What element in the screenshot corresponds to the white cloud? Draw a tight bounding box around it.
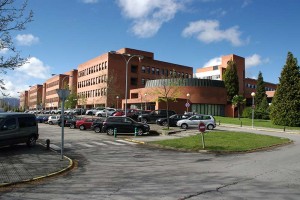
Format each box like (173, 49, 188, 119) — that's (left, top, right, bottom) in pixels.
(16, 57, 51, 79)
(1, 78, 31, 98)
(81, 0, 98, 3)
(15, 34, 39, 46)
(0, 48, 9, 54)
(117, 0, 183, 38)
(242, 0, 252, 8)
(203, 56, 222, 68)
(182, 19, 245, 46)
(245, 54, 269, 68)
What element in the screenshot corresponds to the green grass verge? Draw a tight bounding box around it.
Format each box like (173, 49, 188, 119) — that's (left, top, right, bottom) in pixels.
(149, 131, 291, 152)
(214, 116, 300, 131)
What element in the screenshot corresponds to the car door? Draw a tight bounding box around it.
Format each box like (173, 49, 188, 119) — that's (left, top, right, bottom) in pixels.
(0, 117, 18, 146)
(189, 115, 203, 127)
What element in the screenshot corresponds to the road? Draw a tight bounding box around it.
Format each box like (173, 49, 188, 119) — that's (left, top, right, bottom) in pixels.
(1, 123, 300, 200)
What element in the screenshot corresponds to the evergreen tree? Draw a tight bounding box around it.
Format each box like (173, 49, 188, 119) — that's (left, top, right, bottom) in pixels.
(223, 60, 239, 101)
(270, 52, 300, 126)
(255, 71, 267, 108)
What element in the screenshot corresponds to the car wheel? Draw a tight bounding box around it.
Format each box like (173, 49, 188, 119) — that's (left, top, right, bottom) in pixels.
(26, 136, 36, 147)
(181, 123, 188, 129)
(97, 114, 102, 117)
(79, 125, 85, 130)
(70, 124, 75, 129)
(141, 118, 147, 124)
(137, 128, 143, 136)
(162, 121, 168, 126)
(49, 121, 53, 125)
(94, 127, 101, 133)
(107, 128, 114, 136)
(207, 124, 214, 130)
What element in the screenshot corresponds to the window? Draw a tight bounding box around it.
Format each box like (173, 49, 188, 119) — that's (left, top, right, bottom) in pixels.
(156, 68, 160, 75)
(142, 78, 145, 85)
(2, 118, 17, 130)
(147, 66, 150, 74)
(131, 65, 138, 73)
(213, 66, 218, 70)
(131, 78, 138, 86)
(152, 67, 155, 74)
(142, 66, 146, 73)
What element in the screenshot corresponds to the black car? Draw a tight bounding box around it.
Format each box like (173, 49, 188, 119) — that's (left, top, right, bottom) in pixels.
(137, 109, 176, 124)
(57, 115, 75, 127)
(90, 118, 104, 133)
(156, 114, 192, 127)
(36, 115, 47, 123)
(66, 116, 84, 128)
(102, 116, 150, 136)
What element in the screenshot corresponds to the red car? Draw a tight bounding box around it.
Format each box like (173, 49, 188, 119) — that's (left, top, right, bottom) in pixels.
(113, 110, 125, 116)
(76, 118, 97, 130)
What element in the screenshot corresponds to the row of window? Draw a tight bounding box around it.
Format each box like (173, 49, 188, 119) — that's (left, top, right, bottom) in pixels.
(78, 88, 107, 99)
(141, 65, 191, 78)
(246, 84, 275, 91)
(78, 61, 108, 77)
(78, 75, 107, 88)
(201, 75, 221, 80)
(47, 80, 59, 88)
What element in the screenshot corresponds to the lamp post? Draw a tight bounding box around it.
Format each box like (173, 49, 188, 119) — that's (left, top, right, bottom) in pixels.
(109, 51, 143, 116)
(251, 92, 256, 128)
(116, 96, 119, 109)
(186, 93, 190, 113)
(144, 93, 147, 110)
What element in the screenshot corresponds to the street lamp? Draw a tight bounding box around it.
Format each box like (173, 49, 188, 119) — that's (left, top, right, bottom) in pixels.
(144, 93, 147, 110)
(109, 51, 143, 116)
(116, 96, 119, 109)
(186, 93, 190, 113)
(251, 92, 256, 128)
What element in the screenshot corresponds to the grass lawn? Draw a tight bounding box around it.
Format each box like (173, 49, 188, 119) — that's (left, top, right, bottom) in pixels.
(149, 131, 291, 152)
(214, 116, 300, 131)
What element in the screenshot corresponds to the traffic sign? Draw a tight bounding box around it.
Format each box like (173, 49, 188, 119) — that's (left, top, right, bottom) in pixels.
(198, 122, 206, 133)
(185, 102, 190, 107)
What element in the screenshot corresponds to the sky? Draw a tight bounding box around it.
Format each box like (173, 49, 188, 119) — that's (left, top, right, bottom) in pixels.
(1, 0, 300, 98)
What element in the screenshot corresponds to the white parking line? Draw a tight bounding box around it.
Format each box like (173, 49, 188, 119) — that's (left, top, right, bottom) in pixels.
(91, 141, 108, 146)
(103, 141, 125, 146)
(116, 140, 137, 145)
(77, 143, 94, 147)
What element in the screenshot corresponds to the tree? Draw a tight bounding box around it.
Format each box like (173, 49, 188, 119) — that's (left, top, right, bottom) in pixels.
(232, 95, 246, 120)
(150, 70, 182, 129)
(270, 52, 300, 126)
(65, 92, 78, 109)
(255, 71, 267, 109)
(0, 0, 33, 95)
(223, 60, 239, 101)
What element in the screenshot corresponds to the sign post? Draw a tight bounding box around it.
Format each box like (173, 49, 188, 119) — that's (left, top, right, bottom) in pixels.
(56, 89, 70, 160)
(198, 122, 206, 149)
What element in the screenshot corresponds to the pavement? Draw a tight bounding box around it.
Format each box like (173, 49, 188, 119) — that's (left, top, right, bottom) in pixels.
(1, 123, 299, 188)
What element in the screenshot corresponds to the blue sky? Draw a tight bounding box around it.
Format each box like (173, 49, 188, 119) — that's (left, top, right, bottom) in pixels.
(2, 0, 300, 98)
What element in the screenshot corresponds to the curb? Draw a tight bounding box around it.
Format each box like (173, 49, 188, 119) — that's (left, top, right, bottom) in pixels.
(124, 138, 145, 144)
(0, 144, 74, 188)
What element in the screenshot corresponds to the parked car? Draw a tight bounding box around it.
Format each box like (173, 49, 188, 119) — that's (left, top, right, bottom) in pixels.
(156, 114, 192, 127)
(176, 114, 216, 130)
(42, 116, 49, 123)
(67, 116, 84, 129)
(85, 107, 104, 115)
(76, 118, 97, 130)
(137, 109, 176, 124)
(102, 116, 150, 136)
(95, 108, 116, 117)
(112, 110, 125, 116)
(36, 115, 47, 123)
(0, 113, 39, 147)
(47, 115, 60, 125)
(71, 108, 86, 115)
(90, 118, 105, 133)
(57, 115, 75, 127)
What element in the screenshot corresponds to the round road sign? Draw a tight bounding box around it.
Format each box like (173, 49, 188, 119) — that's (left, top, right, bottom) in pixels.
(185, 102, 190, 107)
(198, 122, 206, 133)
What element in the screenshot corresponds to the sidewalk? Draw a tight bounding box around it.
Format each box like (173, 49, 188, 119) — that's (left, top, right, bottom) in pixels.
(0, 143, 73, 187)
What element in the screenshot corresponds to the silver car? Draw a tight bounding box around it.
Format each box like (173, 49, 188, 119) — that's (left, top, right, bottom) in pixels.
(176, 114, 216, 130)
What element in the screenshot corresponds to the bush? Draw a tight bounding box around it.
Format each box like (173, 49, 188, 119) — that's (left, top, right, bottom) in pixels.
(242, 107, 252, 118)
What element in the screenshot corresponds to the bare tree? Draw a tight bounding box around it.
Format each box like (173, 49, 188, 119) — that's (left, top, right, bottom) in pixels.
(0, 0, 33, 95)
(150, 70, 182, 129)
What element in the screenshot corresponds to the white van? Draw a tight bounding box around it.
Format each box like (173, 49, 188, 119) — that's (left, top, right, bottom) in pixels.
(0, 113, 39, 147)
